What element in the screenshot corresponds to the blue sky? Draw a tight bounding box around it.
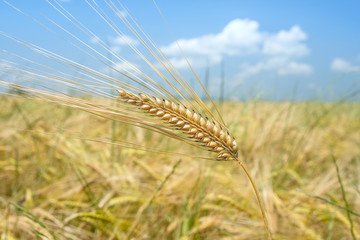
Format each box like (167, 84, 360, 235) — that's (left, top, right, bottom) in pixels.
(1, 0, 360, 101)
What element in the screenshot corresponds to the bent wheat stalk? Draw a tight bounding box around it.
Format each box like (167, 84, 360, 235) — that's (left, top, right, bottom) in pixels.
(118, 88, 271, 239)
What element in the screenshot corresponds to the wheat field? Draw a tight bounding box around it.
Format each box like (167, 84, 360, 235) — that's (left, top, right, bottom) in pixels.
(0, 0, 360, 239)
(1, 96, 359, 239)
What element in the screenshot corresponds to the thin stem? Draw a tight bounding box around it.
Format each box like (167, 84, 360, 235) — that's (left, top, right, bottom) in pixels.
(236, 159, 272, 240)
(333, 156, 356, 240)
(126, 159, 182, 238)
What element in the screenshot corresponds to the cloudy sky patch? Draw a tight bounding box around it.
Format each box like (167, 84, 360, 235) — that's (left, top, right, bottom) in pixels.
(331, 58, 360, 72)
(161, 19, 311, 80)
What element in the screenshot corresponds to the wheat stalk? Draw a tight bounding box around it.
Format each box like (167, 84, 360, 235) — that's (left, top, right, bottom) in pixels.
(118, 88, 271, 239)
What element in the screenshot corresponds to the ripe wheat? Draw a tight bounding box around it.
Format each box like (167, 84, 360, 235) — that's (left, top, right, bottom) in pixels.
(118, 88, 238, 161)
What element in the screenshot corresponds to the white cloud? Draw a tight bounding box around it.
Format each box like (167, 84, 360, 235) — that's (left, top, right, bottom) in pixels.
(278, 61, 312, 75)
(90, 34, 139, 54)
(162, 19, 263, 68)
(166, 55, 222, 69)
(236, 57, 312, 80)
(165, 57, 192, 70)
(263, 26, 309, 57)
(163, 19, 262, 56)
(110, 35, 139, 46)
(160, 18, 311, 79)
(330, 58, 360, 72)
(109, 35, 139, 53)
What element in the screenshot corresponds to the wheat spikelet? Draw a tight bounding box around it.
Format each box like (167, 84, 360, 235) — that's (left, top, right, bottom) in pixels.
(117, 88, 238, 161)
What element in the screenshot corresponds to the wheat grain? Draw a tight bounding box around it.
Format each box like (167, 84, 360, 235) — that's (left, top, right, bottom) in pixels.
(117, 88, 238, 161)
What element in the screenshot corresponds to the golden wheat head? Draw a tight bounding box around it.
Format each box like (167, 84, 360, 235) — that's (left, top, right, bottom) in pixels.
(117, 88, 239, 161)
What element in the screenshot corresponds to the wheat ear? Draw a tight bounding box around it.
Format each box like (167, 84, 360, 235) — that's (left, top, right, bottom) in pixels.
(117, 89, 238, 161)
(118, 88, 272, 239)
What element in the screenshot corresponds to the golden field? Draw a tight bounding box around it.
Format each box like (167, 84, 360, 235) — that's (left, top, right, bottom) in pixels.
(0, 96, 359, 239)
